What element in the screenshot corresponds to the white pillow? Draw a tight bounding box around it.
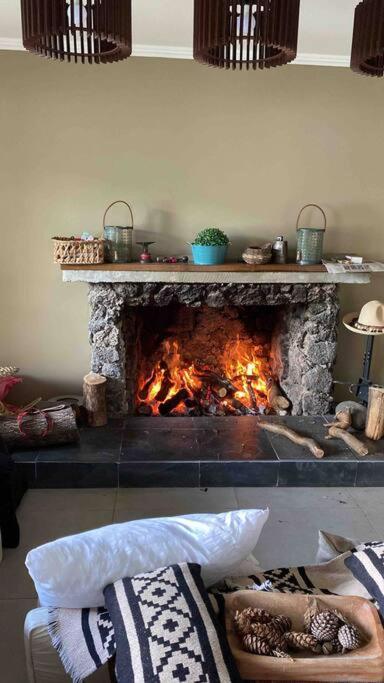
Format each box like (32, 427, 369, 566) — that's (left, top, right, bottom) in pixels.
(26, 509, 269, 608)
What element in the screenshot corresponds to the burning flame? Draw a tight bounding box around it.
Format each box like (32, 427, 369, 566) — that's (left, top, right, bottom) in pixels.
(138, 336, 269, 416)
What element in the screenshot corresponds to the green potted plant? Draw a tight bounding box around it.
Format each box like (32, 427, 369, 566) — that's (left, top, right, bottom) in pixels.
(191, 228, 230, 265)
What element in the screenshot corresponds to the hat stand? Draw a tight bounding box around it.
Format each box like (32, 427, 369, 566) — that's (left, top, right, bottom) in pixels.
(355, 335, 375, 405)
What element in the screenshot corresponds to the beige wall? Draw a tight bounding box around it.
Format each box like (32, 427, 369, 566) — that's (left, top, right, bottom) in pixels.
(0, 52, 384, 405)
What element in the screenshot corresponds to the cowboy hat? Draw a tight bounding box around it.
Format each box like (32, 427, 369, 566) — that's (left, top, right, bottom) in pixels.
(343, 300, 384, 336)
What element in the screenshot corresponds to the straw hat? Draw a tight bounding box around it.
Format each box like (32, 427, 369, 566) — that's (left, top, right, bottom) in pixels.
(343, 300, 384, 335)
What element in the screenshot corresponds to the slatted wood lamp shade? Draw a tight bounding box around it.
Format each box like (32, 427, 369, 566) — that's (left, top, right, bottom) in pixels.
(20, 0, 132, 64)
(194, 0, 301, 70)
(351, 0, 384, 76)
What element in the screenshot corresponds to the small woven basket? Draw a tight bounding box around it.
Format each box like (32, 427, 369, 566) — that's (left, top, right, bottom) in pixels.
(52, 237, 104, 265)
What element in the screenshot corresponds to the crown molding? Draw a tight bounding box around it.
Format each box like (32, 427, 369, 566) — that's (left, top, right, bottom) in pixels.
(0, 36, 350, 67)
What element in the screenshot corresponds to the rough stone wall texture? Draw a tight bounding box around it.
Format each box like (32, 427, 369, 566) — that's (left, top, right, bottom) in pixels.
(88, 283, 339, 417)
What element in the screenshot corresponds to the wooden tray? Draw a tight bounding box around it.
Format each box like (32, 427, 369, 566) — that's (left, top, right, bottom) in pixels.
(225, 591, 384, 682)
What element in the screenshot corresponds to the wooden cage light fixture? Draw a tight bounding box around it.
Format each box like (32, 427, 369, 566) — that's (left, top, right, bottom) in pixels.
(351, 0, 384, 76)
(193, 0, 301, 70)
(20, 0, 132, 64)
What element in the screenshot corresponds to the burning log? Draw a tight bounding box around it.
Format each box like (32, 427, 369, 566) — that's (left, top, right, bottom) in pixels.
(266, 378, 290, 413)
(246, 379, 259, 413)
(138, 370, 156, 401)
(230, 396, 257, 416)
(155, 370, 174, 403)
(194, 368, 238, 395)
(159, 388, 189, 416)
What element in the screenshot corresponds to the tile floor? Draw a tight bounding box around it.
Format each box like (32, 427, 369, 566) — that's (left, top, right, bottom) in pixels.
(1, 487, 384, 683)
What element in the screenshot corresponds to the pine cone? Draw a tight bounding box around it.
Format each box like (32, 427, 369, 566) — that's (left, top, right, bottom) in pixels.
(310, 611, 340, 642)
(243, 633, 272, 656)
(272, 615, 292, 634)
(304, 604, 319, 633)
(234, 610, 252, 637)
(285, 631, 322, 654)
(250, 623, 288, 651)
(322, 639, 343, 656)
(338, 624, 362, 652)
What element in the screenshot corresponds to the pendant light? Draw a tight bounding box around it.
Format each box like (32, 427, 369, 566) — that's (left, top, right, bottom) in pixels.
(21, 0, 132, 64)
(194, 0, 301, 70)
(351, 0, 384, 76)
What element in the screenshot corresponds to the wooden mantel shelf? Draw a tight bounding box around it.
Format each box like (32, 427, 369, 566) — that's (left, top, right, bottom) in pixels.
(60, 262, 371, 285)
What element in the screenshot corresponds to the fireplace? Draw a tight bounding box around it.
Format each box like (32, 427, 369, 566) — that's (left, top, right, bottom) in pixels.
(88, 282, 339, 417)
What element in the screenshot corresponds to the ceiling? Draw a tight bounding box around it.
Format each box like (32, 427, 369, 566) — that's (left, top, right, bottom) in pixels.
(0, 0, 357, 66)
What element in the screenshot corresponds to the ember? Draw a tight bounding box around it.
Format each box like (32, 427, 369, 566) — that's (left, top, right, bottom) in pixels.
(137, 335, 280, 417)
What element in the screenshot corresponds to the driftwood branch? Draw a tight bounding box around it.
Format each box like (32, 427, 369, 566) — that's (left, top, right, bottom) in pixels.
(260, 421, 325, 459)
(325, 409, 352, 431)
(326, 426, 369, 456)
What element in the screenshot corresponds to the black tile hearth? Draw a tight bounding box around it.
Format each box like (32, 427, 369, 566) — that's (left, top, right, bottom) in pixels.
(119, 462, 199, 487)
(200, 461, 278, 487)
(9, 416, 384, 488)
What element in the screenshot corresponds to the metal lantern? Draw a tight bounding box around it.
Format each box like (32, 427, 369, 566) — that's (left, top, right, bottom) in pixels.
(351, 0, 384, 77)
(21, 0, 132, 64)
(103, 200, 134, 264)
(296, 204, 327, 266)
(193, 0, 301, 70)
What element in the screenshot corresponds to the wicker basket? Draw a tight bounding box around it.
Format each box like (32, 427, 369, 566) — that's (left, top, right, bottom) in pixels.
(52, 237, 104, 265)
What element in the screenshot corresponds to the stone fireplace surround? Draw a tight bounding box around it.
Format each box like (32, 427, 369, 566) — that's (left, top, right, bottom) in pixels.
(88, 282, 339, 417)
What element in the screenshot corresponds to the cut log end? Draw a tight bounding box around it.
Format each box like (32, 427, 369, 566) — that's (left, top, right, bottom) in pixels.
(83, 372, 107, 427)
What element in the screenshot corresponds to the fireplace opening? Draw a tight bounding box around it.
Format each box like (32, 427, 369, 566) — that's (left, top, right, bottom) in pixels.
(132, 305, 286, 417)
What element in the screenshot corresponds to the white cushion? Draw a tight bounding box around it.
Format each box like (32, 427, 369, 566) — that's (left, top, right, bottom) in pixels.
(26, 509, 269, 608)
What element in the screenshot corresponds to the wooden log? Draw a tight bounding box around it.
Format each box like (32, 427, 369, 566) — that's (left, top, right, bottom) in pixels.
(266, 378, 290, 412)
(0, 406, 79, 449)
(365, 386, 384, 441)
(326, 426, 369, 456)
(159, 388, 189, 416)
(260, 421, 325, 459)
(154, 371, 174, 403)
(194, 368, 238, 395)
(230, 396, 257, 416)
(246, 379, 259, 413)
(138, 369, 156, 401)
(83, 372, 107, 427)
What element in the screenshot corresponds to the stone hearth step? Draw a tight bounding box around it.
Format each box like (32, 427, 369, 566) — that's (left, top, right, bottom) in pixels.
(12, 416, 384, 489)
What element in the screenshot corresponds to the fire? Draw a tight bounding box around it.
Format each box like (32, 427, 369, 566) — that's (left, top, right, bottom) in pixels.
(138, 336, 270, 416)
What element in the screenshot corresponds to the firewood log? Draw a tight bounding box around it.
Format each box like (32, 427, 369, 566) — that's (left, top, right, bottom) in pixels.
(154, 372, 174, 403)
(260, 422, 325, 459)
(266, 378, 290, 412)
(0, 406, 79, 449)
(138, 370, 156, 401)
(159, 388, 189, 415)
(326, 426, 369, 456)
(246, 379, 259, 413)
(194, 369, 238, 395)
(83, 372, 107, 427)
(365, 386, 384, 441)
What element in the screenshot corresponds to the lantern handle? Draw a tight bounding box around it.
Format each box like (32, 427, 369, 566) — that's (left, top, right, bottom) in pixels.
(296, 204, 327, 231)
(103, 200, 134, 230)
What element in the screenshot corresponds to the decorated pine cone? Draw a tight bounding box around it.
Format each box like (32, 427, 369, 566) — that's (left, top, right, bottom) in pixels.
(234, 610, 252, 637)
(322, 638, 343, 656)
(338, 624, 362, 652)
(310, 611, 340, 642)
(243, 633, 272, 656)
(285, 631, 322, 654)
(271, 615, 292, 634)
(250, 623, 288, 651)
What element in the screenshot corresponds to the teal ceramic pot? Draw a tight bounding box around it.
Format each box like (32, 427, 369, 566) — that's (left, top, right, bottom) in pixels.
(191, 244, 228, 265)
